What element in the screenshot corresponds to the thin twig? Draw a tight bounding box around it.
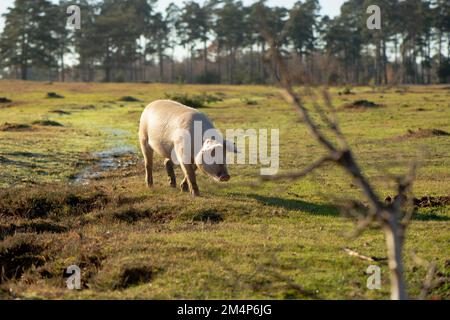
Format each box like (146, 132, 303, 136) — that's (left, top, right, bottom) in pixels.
(343, 248, 387, 262)
(257, 12, 411, 299)
(261, 153, 340, 181)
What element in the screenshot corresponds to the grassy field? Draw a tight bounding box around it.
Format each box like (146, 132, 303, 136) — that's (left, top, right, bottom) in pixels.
(0, 80, 449, 299)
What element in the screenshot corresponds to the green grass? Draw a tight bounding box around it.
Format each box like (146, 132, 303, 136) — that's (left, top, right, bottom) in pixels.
(0, 81, 449, 299)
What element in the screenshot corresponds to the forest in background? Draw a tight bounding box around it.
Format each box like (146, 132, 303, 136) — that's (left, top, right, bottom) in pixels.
(0, 0, 450, 85)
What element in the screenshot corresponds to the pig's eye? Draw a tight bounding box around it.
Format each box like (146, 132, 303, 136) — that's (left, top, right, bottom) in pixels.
(211, 149, 216, 157)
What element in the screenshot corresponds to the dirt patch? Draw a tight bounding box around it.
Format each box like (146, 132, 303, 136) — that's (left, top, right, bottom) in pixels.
(49, 109, 71, 115)
(392, 128, 450, 141)
(46, 92, 64, 99)
(110, 205, 176, 224)
(0, 97, 12, 103)
(114, 265, 160, 289)
(119, 96, 141, 102)
(413, 196, 450, 208)
(0, 220, 67, 240)
(0, 235, 46, 283)
(62, 192, 109, 215)
(192, 210, 223, 223)
(385, 195, 450, 208)
(342, 100, 381, 110)
(0, 122, 32, 131)
(0, 187, 109, 219)
(114, 195, 148, 207)
(77, 251, 105, 288)
(164, 92, 221, 108)
(74, 105, 96, 110)
(165, 92, 203, 107)
(111, 207, 153, 223)
(32, 120, 63, 127)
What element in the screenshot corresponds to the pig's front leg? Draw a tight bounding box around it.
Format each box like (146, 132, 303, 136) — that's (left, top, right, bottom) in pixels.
(174, 143, 200, 197)
(180, 165, 197, 192)
(180, 176, 189, 192)
(180, 164, 200, 197)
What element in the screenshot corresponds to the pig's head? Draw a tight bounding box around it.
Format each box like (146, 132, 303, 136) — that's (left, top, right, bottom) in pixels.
(195, 139, 238, 182)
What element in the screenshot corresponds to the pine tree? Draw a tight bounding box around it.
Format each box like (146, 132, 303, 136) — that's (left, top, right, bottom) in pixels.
(0, 0, 58, 80)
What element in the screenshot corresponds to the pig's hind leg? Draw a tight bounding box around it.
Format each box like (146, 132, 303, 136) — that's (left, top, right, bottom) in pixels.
(164, 159, 177, 188)
(139, 137, 154, 188)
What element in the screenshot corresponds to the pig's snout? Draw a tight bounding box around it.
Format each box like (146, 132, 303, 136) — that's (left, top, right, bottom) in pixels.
(219, 174, 230, 182)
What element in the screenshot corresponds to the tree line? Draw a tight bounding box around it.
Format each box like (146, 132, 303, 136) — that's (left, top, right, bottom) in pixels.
(0, 0, 449, 84)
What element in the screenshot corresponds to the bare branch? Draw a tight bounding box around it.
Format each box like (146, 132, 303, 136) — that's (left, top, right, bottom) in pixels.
(419, 263, 437, 300)
(257, 16, 412, 300)
(343, 248, 387, 262)
(262, 28, 383, 212)
(397, 164, 417, 231)
(261, 153, 340, 181)
(411, 251, 439, 300)
(347, 213, 376, 238)
(304, 87, 339, 132)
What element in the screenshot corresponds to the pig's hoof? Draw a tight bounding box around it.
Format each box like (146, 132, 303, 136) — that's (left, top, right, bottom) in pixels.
(191, 190, 200, 197)
(146, 180, 153, 188)
(180, 182, 189, 192)
(169, 179, 177, 188)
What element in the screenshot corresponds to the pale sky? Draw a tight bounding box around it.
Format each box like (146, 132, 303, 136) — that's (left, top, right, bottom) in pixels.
(0, 0, 345, 31)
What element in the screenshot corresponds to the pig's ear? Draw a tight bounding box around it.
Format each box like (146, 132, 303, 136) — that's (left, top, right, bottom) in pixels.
(224, 140, 239, 153)
(202, 139, 222, 152)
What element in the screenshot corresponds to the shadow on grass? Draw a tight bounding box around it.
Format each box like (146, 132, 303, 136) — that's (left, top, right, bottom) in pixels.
(5, 151, 47, 158)
(247, 194, 340, 217)
(0, 151, 62, 170)
(0, 155, 44, 168)
(411, 210, 450, 221)
(245, 194, 449, 221)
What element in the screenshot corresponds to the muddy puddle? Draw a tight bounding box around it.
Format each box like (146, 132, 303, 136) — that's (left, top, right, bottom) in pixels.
(72, 128, 138, 184)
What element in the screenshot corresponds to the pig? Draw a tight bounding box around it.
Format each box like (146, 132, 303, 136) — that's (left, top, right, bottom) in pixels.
(139, 99, 238, 197)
